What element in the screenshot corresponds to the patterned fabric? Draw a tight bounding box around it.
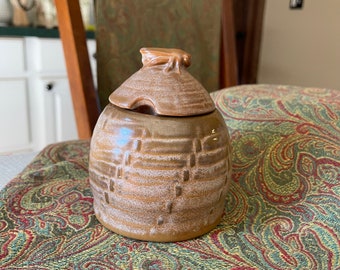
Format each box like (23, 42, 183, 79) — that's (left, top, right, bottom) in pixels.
(96, 0, 222, 108)
(1, 85, 339, 269)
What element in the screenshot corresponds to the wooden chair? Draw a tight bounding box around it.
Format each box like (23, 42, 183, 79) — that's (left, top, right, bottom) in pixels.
(55, 0, 238, 140)
(55, 0, 100, 140)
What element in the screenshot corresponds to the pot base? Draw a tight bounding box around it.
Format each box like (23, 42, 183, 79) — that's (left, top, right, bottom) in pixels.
(94, 206, 225, 242)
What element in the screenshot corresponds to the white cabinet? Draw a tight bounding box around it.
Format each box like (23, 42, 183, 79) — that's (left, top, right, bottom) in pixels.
(0, 37, 96, 154)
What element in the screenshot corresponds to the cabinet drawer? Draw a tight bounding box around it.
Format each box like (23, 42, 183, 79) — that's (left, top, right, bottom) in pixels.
(39, 39, 66, 72)
(38, 39, 96, 75)
(0, 38, 25, 73)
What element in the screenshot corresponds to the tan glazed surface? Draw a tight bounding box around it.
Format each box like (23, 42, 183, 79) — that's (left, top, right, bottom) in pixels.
(89, 48, 232, 242)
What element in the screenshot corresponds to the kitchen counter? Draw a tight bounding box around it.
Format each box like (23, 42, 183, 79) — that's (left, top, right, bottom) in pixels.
(0, 26, 95, 38)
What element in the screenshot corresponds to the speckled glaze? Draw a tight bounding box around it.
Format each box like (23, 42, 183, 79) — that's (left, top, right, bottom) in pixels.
(89, 48, 232, 242)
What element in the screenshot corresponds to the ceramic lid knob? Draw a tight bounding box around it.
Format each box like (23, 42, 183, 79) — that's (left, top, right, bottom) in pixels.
(109, 47, 216, 117)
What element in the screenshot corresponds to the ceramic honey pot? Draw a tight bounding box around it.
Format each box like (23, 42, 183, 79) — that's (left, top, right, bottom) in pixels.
(89, 48, 232, 242)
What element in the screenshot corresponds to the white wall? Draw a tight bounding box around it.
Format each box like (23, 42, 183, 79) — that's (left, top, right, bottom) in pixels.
(258, 0, 340, 90)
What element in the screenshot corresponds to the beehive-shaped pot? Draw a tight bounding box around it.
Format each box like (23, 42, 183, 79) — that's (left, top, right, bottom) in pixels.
(89, 48, 232, 242)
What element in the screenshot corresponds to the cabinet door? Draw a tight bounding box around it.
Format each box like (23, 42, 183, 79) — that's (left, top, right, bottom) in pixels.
(41, 78, 78, 143)
(0, 80, 31, 153)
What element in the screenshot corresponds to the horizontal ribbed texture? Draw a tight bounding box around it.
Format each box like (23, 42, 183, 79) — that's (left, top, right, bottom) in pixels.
(89, 105, 231, 241)
(109, 48, 215, 116)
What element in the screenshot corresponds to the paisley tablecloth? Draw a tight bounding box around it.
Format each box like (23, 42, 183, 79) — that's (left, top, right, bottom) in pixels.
(1, 85, 339, 269)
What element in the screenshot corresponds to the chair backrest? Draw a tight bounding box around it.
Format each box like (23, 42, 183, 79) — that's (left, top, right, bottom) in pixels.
(55, 0, 100, 139)
(56, 0, 238, 139)
(96, 0, 238, 108)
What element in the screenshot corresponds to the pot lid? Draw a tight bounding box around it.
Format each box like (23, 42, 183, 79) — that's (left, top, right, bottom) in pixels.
(109, 48, 216, 116)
